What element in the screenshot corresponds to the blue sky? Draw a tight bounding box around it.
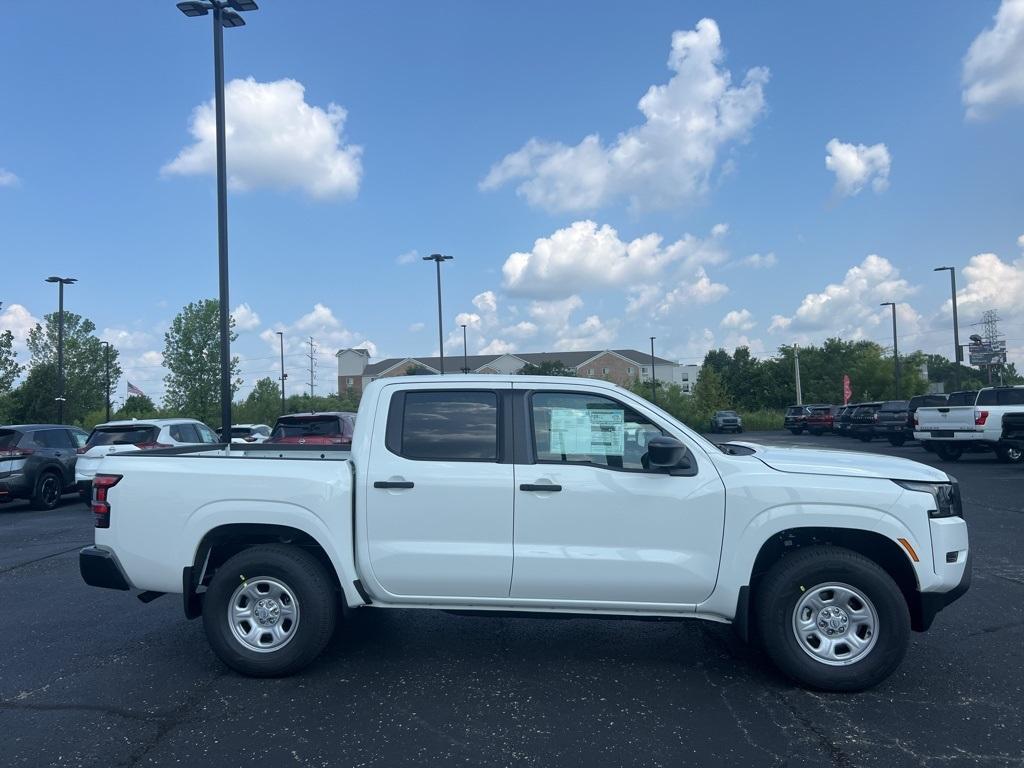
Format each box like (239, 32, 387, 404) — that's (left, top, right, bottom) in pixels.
(2, 1, 1024, 402)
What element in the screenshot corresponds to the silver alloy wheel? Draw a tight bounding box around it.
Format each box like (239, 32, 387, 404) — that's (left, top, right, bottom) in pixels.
(40, 475, 61, 507)
(1007, 447, 1023, 462)
(227, 576, 300, 653)
(792, 582, 879, 666)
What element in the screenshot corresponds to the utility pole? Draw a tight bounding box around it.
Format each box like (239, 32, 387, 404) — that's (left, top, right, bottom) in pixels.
(100, 341, 111, 422)
(935, 267, 961, 390)
(461, 324, 469, 373)
(880, 302, 900, 398)
(306, 337, 317, 397)
(45, 276, 76, 424)
(794, 344, 803, 405)
(423, 253, 453, 374)
(276, 331, 287, 413)
(649, 337, 657, 404)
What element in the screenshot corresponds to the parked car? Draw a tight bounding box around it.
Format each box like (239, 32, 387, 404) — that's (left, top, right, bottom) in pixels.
(1000, 412, 1024, 455)
(874, 400, 911, 446)
(914, 387, 1024, 463)
(75, 418, 220, 495)
(833, 405, 855, 436)
(0, 424, 89, 509)
(709, 410, 743, 433)
(220, 424, 272, 444)
(80, 375, 970, 691)
(902, 395, 949, 449)
(849, 402, 884, 442)
(267, 412, 356, 447)
(783, 404, 828, 435)
(806, 406, 838, 435)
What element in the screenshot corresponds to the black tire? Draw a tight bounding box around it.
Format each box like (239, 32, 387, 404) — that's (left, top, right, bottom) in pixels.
(737, 427, 744, 434)
(934, 444, 962, 462)
(858, 434, 873, 442)
(755, 545, 910, 692)
(809, 429, 822, 436)
(995, 444, 1024, 464)
(888, 436, 906, 447)
(922, 441, 936, 453)
(202, 544, 337, 677)
(30, 470, 63, 510)
(789, 428, 803, 436)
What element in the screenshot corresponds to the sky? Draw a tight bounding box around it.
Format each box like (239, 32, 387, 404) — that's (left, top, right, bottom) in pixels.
(2, 1, 1024, 404)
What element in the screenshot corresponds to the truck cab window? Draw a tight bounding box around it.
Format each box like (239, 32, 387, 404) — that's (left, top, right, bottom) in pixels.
(531, 392, 662, 470)
(400, 391, 498, 461)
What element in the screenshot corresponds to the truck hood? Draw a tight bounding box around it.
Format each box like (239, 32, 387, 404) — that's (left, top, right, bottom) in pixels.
(722, 442, 949, 482)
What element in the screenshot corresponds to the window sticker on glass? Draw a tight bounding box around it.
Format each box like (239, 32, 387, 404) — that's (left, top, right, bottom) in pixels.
(549, 407, 624, 456)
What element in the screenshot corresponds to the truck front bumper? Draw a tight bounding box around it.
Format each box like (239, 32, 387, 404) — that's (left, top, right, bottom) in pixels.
(79, 546, 131, 591)
(913, 553, 972, 631)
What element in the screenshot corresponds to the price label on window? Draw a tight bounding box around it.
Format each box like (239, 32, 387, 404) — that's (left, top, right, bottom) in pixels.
(549, 407, 624, 456)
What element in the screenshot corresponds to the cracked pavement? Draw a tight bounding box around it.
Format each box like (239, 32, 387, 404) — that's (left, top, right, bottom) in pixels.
(2, 432, 1022, 767)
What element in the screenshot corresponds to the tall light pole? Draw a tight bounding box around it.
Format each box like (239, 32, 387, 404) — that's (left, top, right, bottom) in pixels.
(461, 324, 469, 373)
(934, 266, 961, 391)
(880, 302, 900, 398)
(793, 344, 803, 406)
(45, 276, 77, 424)
(649, 337, 657, 403)
(423, 253, 453, 374)
(100, 341, 112, 422)
(176, 0, 258, 438)
(276, 331, 286, 413)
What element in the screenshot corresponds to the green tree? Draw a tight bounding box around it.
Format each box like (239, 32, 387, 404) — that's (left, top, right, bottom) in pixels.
(235, 377, 285, 426)
(519, 360, 576, 376)
(24, 311, 122, 425)
(0, 330, 22, 422)
(404, 364, 434, 376)
(163, 299, 240, 426)
(115, 394, 160, 420)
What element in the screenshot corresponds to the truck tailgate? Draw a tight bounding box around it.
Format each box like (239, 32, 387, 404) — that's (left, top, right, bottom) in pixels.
(916, 406, 977, 434)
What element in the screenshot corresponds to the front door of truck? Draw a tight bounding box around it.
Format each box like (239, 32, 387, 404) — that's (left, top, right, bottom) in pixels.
(364, 384, 514, 599)
(511, 387, 726, 606)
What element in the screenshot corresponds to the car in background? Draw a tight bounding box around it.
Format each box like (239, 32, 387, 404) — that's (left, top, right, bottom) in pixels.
(0, 425, 89, 509)
(783, 404, 829, 435)
(834, 404, 858, 436)
(882, 394, 950, 448)
(873, 400, 910, 446)
(805, 405, 839, 435)
(708, 410, 743, 433)
(266, 412, 356, 447)
(219, 424, 272, 444)
(915, 387, 1024, 463)
(849, 402, 884, 441)
(75, 418, 220, 495)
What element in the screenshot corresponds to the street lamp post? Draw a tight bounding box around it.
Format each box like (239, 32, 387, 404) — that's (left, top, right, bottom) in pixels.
(649, 337, 657, 403)
(934, 266, 961, 390)
(423, 253, 453, 374)
(276, 331, 286, 413)
(461, 324, 469, 373)
(100, 341, 111, 422)
(880, 302, 900, 398)
(45, 276, 77, 424)
(176, 0, 258, 440)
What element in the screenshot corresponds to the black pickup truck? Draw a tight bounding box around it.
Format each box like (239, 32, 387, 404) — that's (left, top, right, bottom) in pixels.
(1002, 412, 1024, 455)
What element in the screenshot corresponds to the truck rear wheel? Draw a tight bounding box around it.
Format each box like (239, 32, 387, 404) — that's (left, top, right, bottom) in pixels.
(202, 544, 337, 677)
(934, 444, 962, 462)
(888, 435, 906, 447)
(755, 545, 909, 692)
(995, 444, 1024, 463)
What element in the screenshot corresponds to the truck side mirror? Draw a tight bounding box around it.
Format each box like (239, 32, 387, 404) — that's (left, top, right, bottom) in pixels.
(647, 436, 687, 469)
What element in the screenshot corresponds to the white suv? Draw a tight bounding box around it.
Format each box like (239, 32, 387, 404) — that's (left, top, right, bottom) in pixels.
(75, 418, 220, 494)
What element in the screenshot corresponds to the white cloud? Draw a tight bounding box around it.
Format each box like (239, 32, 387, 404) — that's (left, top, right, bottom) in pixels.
(454, 312, 482, 331)
(231, 303, 261, 331)
(479, 338, 517, 355)
(653, 268, 729, 313)
(101, 328, 153, 350)
(0, 168, 19, 187)
(481, 19, 768, 212)
(743, 252, 777, 269)
(138, 350, 163, 366)
(503, 220, 726, 298)
(953, 251, 1024, 318)
(721, 308, 756, 331)
(262, 303, 377, 368)
(825, 139, 891, 197)
(769, 255, 919, 342)
(397, 249, 419, 265)
(408, 322, 425, 333)
(963, 0, 1024, 119)
(528, 295, 584, 330)
(163, 77, 363, 199)
(554, 315, 618, 351)
(0, 303, 39, 361)
(472, 290, 498, 315)
(502, 321, 538, 339)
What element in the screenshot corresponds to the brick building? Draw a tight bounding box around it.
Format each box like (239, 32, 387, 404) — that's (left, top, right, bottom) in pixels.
(336, 348, 698, 396)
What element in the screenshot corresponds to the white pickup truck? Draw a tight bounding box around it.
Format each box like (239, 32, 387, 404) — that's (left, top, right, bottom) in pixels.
(79, 375, 970, 691)
(914, 386, 1024, 463)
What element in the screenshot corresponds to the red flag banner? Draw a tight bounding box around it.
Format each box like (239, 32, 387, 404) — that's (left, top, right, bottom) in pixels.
(842, 374, 852, 405)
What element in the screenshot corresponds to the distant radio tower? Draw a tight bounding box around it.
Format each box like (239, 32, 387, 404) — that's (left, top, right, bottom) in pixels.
(306, 337, 318, 396)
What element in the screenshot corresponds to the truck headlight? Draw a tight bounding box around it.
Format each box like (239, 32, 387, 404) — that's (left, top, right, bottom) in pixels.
(894, 478, 963, 519)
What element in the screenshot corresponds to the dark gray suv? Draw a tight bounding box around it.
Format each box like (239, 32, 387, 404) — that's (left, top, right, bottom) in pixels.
(0, 424, 88, 509)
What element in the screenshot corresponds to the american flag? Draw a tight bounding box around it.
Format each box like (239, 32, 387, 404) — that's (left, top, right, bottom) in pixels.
(127, 381, 146, 398)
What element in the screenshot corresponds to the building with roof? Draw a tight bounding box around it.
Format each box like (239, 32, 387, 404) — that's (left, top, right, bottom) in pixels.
(336, 347, 699, 396)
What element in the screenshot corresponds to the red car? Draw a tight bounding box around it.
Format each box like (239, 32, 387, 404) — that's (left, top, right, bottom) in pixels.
(266, 412, 356, 447)
(805, 405, 839, 435)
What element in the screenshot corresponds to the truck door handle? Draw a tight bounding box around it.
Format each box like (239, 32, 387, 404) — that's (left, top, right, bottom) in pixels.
(520, 483, 562, 492)
(374, 481, 414, 489)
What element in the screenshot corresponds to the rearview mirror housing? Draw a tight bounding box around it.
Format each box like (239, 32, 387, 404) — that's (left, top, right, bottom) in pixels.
(647, 435, 687, 468)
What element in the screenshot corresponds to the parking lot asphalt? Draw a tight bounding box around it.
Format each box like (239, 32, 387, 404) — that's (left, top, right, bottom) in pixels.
(2, 432, 1023, 767)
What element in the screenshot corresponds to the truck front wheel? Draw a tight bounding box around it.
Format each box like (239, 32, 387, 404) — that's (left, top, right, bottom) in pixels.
(755, 545, 910, 692)
(202, 544, 337, 677)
